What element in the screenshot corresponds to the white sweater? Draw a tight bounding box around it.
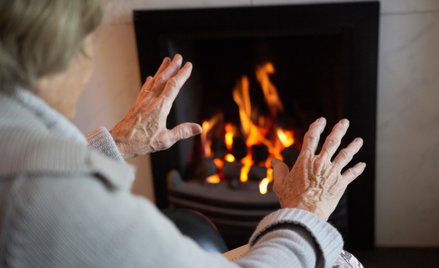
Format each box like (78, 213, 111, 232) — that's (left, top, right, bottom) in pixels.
(0, 89, 343, 268)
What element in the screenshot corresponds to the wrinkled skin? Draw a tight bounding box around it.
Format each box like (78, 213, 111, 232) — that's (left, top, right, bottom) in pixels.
(110, 55, 202, 159)
(272, 118, 366, 220)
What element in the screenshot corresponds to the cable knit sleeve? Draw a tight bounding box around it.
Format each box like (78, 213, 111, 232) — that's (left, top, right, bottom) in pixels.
(242, 208, 343, 268)
(86, 127, 125, 163)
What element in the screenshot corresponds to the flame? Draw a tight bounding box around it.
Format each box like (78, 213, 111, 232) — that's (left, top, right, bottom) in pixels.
(224, 123, 235, 151)
(200, 62, 295, 195)
(232, 75, 272, 148)
(277, 129, 295, 148)
(225, 154, 235, 163)
(240, 163, 251, 183)
(259, 179, 270, 195)
(259, 168, 273, 195)
(232, 76, 252, 136)
(256, 63, 284, 116)
(213, 158, 224, 170)
(201, 114, 222, 157)
(206, 174, 221, 184)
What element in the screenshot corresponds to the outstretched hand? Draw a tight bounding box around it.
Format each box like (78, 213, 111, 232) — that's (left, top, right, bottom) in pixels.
(272, 118, 366, 221)
(110, 54, 202, 159)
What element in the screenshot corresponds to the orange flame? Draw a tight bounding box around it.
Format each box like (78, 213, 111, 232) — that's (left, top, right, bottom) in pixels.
(225, 154, 235, 163)
(206, 174, 221, 184)
(200, 62, 295, 195)
(256, 63, 284, 116)
(259, 168, 273, 195)
(201, 114, 222, 157)
(232, 75, 272, 148)
(240, 163, 251, 183)
(224, 123, 235, 151)
(213, 158, 224, 170)
(277, 129, 295, 148)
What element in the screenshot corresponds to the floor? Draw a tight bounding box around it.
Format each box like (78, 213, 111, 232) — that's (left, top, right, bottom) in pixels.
(352, 248, 439, 268)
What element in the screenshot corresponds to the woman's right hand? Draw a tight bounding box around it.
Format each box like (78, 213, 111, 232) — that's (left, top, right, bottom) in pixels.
(110, 55, 202, 159)
(272, 117, 366, 221)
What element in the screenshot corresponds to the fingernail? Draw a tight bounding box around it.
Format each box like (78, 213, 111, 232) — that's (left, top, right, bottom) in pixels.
(355, 137, 363, 143)
(341, 118, 349, 126)
(316, 117, 325, 123)
(174, 54, 183, 61)
(192, 125, 202, 134)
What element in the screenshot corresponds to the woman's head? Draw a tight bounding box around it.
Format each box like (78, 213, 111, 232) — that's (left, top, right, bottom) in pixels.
(0, 0, 104, 95)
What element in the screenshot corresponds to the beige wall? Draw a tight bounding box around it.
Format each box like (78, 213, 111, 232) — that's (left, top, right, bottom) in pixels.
(73, 0, 439, 247)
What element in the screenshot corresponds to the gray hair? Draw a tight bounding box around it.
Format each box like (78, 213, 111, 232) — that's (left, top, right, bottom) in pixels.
(0, 0, 104, 93)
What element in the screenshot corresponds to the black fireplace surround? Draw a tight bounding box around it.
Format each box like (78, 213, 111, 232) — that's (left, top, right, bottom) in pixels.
(134, 2, 379, 249)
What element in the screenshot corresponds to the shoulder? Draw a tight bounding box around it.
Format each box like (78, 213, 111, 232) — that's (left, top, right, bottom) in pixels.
(2, 172, 177, 267)
(13, 172, 151, 227)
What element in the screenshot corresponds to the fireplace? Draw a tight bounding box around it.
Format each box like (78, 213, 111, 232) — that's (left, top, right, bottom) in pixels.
(134, 1, 379, 249)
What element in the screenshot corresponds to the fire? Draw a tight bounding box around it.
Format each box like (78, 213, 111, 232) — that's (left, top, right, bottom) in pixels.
(240, 161, 251, 183)
(200, 62, 295, 195)
(256, 62, 284, 116)
(206, 174, 221, 184)
(213, 158, 224, 170)
(233, 75, 272, 148)
(277, 129, 295, 148)
(259, 179, 270, 195)
(225, 154, 235, 163)
(201, 114, 222, 157)
(224, 123, 235, 150)
(259, 168, 273, 195)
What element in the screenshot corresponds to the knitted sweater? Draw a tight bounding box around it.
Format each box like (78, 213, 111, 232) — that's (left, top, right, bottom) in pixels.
(0, 89, 343, 267)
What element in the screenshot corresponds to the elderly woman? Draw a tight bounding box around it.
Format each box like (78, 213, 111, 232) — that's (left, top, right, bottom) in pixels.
(0, 1, 366, 267)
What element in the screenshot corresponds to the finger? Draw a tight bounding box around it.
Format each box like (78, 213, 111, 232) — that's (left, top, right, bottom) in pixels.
(271, 158, 289, 194)
(140, 76, 153, 92)
(295, 148, 312, 173)
(318, 119, 349, 162)
(332, 137, 363, 169)
(342, 162, 366, 184)
(271, 158, 289, 181)
(161, 62, 193, 102)
(167, 122, 202, 145)
(153, 57, 171, 78)
(300, 117, 326, 156)
(152, 54, 184, 94)
(159, 54, 183, 80)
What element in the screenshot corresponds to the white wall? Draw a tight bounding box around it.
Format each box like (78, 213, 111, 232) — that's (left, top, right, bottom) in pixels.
(73, 0, 439, 247)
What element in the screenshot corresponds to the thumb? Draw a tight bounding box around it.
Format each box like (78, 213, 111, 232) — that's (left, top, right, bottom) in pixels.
(168, 123, 202, 144)
(271, 158, 289, 182)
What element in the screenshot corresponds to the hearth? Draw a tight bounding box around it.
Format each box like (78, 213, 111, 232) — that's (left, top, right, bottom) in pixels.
(134, 1, 379, 249)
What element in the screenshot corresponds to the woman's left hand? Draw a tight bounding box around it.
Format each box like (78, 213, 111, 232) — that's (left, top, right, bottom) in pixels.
(110, 54, 202, 159)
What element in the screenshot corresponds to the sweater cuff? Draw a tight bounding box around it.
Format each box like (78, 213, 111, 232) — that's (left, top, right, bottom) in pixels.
(86, 127, 125, 163)
(250, 208, 343, 268)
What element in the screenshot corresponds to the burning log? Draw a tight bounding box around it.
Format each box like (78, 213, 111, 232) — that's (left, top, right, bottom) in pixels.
(248, 165, 267, 182)
(223, 162, 244, 189)
(211, 138, 227, 159)
(251, 144, 269, 164)
(231, 137, 247, 161)
(222, 162, 243, 180)
(229, 177, 243, 190)
(194, 157, 218, 180)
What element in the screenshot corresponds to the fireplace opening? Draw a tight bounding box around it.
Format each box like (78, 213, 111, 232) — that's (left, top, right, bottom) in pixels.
(134, 2, 379, 250)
